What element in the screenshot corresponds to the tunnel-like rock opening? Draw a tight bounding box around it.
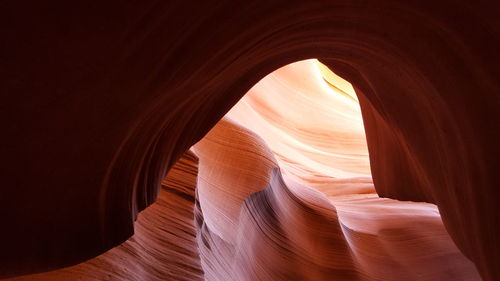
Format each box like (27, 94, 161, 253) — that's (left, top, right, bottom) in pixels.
(9, 58, 483, 281)
(190, 59, 480, 280)
(1, 1, 499, 280)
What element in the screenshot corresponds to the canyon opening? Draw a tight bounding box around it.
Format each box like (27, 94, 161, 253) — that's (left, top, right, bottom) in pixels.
(10, 60, 483, 281)
(2, 2, 499, 280)
(188, 60, 481, 280)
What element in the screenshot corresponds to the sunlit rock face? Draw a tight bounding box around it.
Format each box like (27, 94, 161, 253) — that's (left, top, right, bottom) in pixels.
(227, 60, 370, 180)
(225, 60, 375, 201)
(1, 1, 499, 280)
(191, 61, 480, 280)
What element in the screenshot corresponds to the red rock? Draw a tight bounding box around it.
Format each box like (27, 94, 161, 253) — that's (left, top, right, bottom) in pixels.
(0, 1, 498, 280)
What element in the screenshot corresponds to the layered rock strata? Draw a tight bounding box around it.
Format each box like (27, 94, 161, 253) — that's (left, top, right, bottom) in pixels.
(8, 152, 203, 281)
(1, 1, 499, 279)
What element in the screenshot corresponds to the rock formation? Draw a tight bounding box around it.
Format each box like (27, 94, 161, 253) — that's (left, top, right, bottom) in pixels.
(191, 61, 480, 280)
(8, 151, 203, 281)
(1, 1, 499, 280)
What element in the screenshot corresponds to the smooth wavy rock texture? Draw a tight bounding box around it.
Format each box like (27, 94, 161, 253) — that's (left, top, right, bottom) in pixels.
(227, 60, 370, 178)
(1, 0, 499, 280)
(190, 61, 480, 280)
(8, 59, 482, 281)
(8, 151, 203, 281)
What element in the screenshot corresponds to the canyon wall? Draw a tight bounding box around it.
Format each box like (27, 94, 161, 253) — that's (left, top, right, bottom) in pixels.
(1, 0, 499, 280)
(8, 151, 203, 281)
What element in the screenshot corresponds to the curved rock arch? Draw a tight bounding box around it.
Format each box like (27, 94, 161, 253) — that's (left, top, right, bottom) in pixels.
(1, 1, 498, 280)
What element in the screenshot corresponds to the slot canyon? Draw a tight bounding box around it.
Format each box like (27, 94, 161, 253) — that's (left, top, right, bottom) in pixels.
(1, 1, 499, 280)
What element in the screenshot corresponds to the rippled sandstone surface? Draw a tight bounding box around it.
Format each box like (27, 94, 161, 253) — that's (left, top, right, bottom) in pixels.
(8, 60, 483, 281)
(1, 1, 499, 280)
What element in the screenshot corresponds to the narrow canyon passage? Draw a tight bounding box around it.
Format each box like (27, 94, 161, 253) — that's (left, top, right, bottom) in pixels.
(191, 60, 481, 280)
(10, 60, 482, 281)
(2, 2, 498, 280)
